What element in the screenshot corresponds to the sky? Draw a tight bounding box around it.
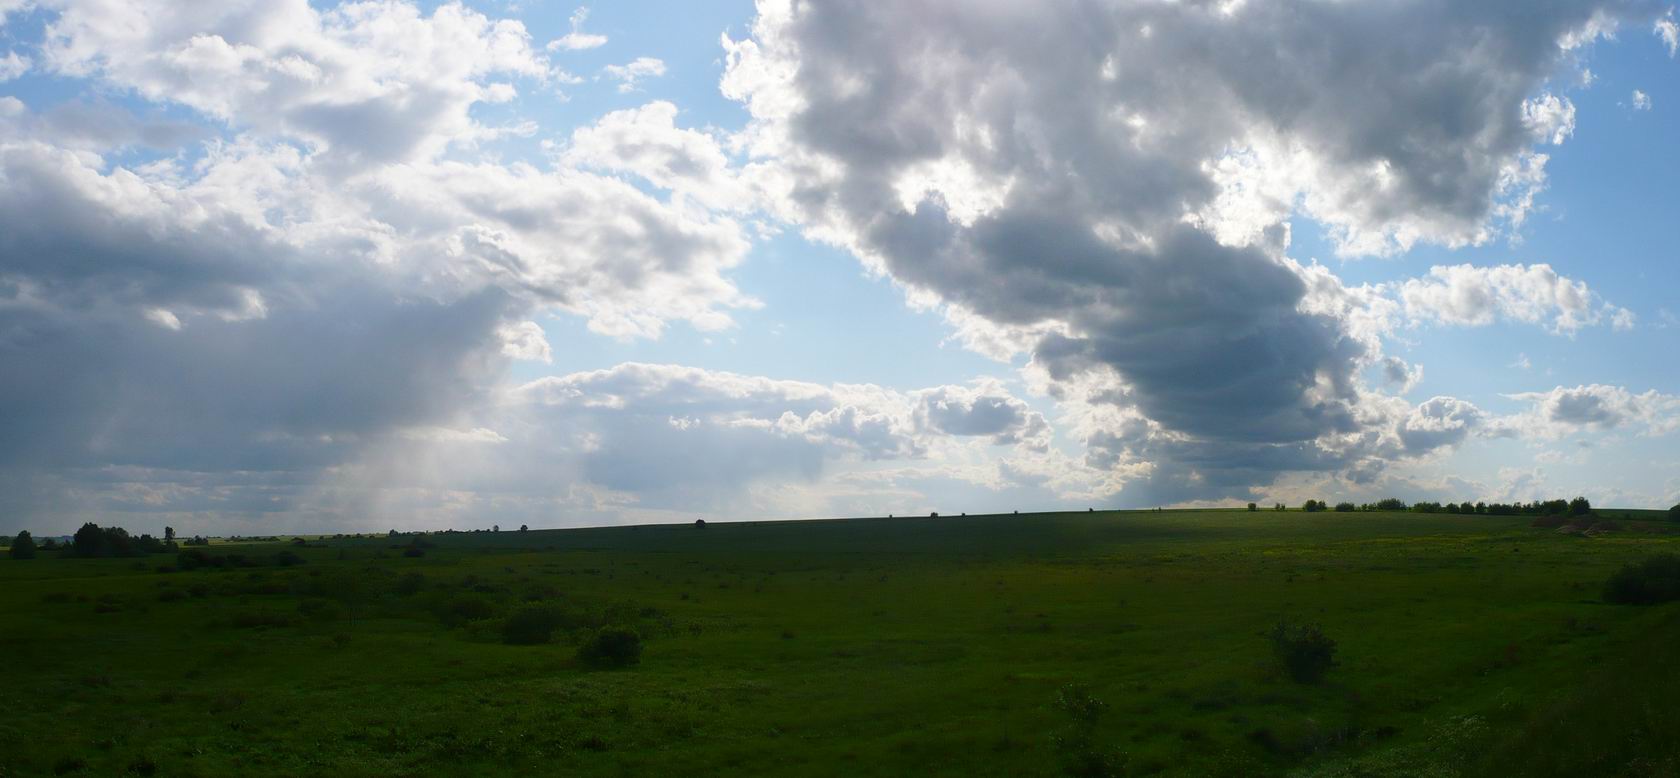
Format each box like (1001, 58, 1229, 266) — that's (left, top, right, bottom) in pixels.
(0, 0, 1677, 536)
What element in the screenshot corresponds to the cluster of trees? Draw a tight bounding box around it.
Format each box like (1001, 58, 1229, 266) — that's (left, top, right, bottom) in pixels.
(1295, 497, 1596, 517)
(8, 523, 181, 559)
(70, 523, 175, 557)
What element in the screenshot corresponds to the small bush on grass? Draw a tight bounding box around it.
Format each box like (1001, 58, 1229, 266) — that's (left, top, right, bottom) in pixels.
(1049, 684, 1126, 777)
(577, 626, 643, 667)
(1603, 554, 1680, 605)
(297, 598, 344, 622)
(394, 572, 426, 596)
(438, 595, 497, 627)
(502, 606, 563, 645)
(1269, 620, 1336, 683)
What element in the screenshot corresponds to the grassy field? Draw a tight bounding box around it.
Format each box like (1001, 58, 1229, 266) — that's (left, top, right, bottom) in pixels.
(3, 509, 1678, 776)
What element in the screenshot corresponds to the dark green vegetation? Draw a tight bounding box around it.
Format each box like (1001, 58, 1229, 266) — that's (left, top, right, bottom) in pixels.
(4, 509, 1680, 776)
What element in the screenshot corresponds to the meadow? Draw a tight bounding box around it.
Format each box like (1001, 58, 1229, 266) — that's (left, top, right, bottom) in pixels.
(3, 509, 1678, 776)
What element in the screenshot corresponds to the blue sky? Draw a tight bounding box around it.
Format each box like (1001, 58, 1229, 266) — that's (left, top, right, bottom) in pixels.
(0, 0, 1676, 535)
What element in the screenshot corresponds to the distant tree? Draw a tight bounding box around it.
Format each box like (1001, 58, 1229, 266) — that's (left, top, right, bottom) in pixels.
(1670, 504, 1680, 522)
(519, 524, 529, 532)
(1374, 498, 1407, 511)
(1301, 500, 1325, 513)
(1247, 502, 1258, 512)
(1274, 503, 1286, 511)
(694, 519, 707, 529)
(164, 526, 176, 542)
(10, 531, 37, 560)
(388, 529, 399, 538)
(1568, 496, 1592, 516)
(1334, 502, 1356, 512)
(493, 525, 500, 532)
(40, 538, 60, 551)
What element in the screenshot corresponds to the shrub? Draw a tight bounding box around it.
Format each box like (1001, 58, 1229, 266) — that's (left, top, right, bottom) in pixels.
(577, 626, 643, 667)
(1050, 684, 1126, 777)
(1269, 620, 1336, 683)
(1247, 503, 1258, 512)
(1301, 500, 1325, 513)
(297, 598, 344, 622)
(439, 595, 497, 627)
(10, 530, 36, 559)
(502, 606, 563, 645)
(394, 572, 427, 596)
(1334, 502, 1356, 512)
(1603, 554, 1680, 605)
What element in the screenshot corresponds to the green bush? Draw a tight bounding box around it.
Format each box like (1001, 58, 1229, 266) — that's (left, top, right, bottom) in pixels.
(577, 626, 643, 667)
(1603, 554, 1680, 605)
(439, 595, 497, 627)
(1269, 620, 1336, 683)
(1668, 503, 1680, 521)
(1334, 502, 1356, 512)
(502, 606, 563, 645)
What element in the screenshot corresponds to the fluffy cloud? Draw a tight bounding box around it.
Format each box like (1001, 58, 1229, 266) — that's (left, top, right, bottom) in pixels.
(0, 50, 27, 80)
(720, 0, 1660, 503)
(563, 101, 752, 210)
(36, 0, 557, 169)
(304, 363, 1057, 525)
(1397, 397, 1486, 454)
(1398, 264, 1634, 334)
(547, 6, 607, 51)
(601, 56, 665, 93)
(0, 2, 768, 529)
(1632, 89, 1653, 110)
(1501, 385, 1680, 439)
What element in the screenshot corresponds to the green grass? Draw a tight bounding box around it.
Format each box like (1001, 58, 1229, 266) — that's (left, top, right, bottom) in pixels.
(3, 509, 1678, 776)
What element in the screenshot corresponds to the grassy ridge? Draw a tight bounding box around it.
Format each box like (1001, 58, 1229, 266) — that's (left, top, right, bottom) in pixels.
(2, 509, 1677, 776)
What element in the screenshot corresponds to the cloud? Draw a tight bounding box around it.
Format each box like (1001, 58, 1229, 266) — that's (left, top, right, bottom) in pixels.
(1500, 385, 1680, 439)
(1658, 10, 1679, 56)
(547, 6, 607, 51)
(912, 380, 1050, 449)
(35, 0, 557, 169)
(303, 363, 1054, 524)
(716, 0, 1662, 504)
(1523, 93, 1576, 145)
(498, 320, 552, 363)
(0, 50, 27, 81)
(1632, 89, 1653, 110)
(1397, 397, 1485, 454)
(562, 100, 752, 210)
(601, 56, 665, 93)
(0, 4, 763, 530)
(1397, 263, 1634, 334)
